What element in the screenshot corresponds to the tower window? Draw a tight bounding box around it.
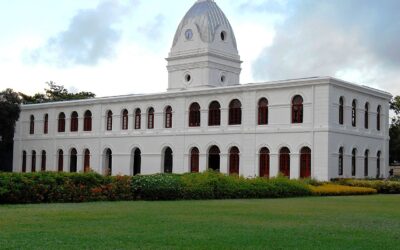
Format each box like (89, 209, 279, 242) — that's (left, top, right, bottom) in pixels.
(220, 75, 226, 83)
(185, 29, 193, 40)
(220, 31, 226, 41)
(185, 74, 191, 83)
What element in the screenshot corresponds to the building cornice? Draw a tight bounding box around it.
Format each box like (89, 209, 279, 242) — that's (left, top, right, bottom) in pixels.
(20, 76, 392, 110)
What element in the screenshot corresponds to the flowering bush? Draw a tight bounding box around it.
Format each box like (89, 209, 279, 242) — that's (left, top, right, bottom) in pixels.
(0, 171, 313, 204)
(310, 184, 377, 196)
(335, 179, 400, 194)
(2, 172, 387, 204)
(0, 172, 133, 204)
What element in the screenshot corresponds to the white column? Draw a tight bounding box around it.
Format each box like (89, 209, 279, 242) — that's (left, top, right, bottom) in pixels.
(270, 154, 279, 177)
(291, 154, 300, 179)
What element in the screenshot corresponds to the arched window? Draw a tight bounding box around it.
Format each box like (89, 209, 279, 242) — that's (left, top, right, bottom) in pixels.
(259, 147, 270, 178)
(165, 106, 172, 128)
(208, 146, 220, 172)
(41, 150, 46, 172)
(279, 147, 290, 177)
(29, 115, 35, 134)
(300, 147, 311, 178)
(106, 111, 113, 131)
(58, 150, 64, 172)
(104, 148, 112, 176)
(339, 97, 344, 125)
(58, 112, 66, 132)
(208, 101, 221, 126)
(133, 148, 141, 176)
(338, 147, 344, 176)
(190, 147, 199, 173)
(84, 110, 92, 131)
(377, 106, 381, 131)
(148, 108, 154, 129)
(364, 150, 369, 177)
(84, 149, 90, 173)
(71, 112, 78, 132)
(70, 148, 77, 173)
(22, 151, 27, 173)
(229, 147, 240, 175)
(189, 103, 201, 127)
(135, 109, 141, 129)
(364, 103, 369, 129)
(352, 100, 357, 127)
(229, 99, 242, 125)
(31, 150, 36, 172)
(377, 151, 381, 178)
(292, 95, 303, 124)
(122, 109, 129, 130)
(352, 148, 357, 176)
(163, 147, 173, 173)
(258, 98, 269, 125)
(43, 114, 48, 134)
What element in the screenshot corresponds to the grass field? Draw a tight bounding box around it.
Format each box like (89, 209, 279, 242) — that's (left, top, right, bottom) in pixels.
(1, 195, 399, 250)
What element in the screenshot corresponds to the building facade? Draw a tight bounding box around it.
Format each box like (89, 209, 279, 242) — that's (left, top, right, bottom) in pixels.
(13, 0, 391, 181)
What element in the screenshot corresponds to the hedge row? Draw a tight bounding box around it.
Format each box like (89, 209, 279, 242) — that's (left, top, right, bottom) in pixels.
(335, 179, 400, 194)
(0, 171, 313, 204)
(310, 184, 377, 196)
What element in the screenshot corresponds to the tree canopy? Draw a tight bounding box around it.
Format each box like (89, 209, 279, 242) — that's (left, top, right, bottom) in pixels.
(20, 81, 96, 104)
(390, 96, 400, 164)
(0, 82, 95, 171)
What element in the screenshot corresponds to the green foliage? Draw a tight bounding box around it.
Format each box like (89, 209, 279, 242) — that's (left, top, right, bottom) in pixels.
(132, 174, 184, 200)
(299, 178, 324, 186)
(390, 95, 400, 163)
(335, 179, 400, 194)
(20, 81, 96, 104)
(0, 89, 21, 143)
(0, 171, 312, 204)
(0, 172, 133, 204)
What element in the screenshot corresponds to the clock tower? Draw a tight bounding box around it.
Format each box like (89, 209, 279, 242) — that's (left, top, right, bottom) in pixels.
(166, 0, 242, 91)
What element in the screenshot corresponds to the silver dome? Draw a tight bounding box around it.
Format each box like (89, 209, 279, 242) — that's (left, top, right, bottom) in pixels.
(172, 0, 238, 50)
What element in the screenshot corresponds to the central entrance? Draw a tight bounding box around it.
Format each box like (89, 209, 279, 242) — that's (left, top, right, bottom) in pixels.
(208, 145, 220, 172)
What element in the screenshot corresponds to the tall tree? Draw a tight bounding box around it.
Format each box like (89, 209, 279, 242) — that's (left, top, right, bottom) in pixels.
(0, 82, 95, 172)
(390, 96, 400, 164)
(0, 89, 22, 171)
(20, 81, 96, 104)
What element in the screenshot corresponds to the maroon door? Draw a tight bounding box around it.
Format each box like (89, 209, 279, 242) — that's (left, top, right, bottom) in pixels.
(279, 148, 290, 177)
(229, 147, 240, 175)
(300, 147, 311, 178)
(259, 148, 270, 177)
(190, 148, 199, 173)
(84, 149, 90, 173)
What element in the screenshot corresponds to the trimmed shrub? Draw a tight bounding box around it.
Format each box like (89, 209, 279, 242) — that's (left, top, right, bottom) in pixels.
(0, 172, 134, 204)
(310, 184, 377, 196)
(0, 171, 312, 204)
(335, 179, 400, 194)
(132, 174, 183, 200)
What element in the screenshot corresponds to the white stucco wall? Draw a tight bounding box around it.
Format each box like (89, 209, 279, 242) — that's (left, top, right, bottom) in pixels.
(13, 78, 391, 181)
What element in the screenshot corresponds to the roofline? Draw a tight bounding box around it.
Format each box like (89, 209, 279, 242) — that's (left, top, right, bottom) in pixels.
(20, 76, 392, 110)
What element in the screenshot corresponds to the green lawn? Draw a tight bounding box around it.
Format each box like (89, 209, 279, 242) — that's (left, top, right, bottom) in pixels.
(1, 196, 399, 250)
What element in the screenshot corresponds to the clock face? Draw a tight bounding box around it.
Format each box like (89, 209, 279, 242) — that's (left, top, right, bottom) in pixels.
(185, 29, 193, 40)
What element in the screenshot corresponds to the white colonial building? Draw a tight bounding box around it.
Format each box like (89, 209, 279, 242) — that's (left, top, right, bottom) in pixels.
(13, 0, 391, 181)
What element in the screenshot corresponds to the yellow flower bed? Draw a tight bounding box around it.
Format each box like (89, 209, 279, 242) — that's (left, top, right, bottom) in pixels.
(310, 184, 377, 196)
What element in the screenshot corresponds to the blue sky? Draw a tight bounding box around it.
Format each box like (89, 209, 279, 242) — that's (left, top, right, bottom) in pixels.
(0, 0, 398, 97)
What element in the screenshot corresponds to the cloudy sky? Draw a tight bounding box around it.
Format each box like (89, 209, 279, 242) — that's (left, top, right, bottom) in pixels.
(0, 0, 398, 97)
